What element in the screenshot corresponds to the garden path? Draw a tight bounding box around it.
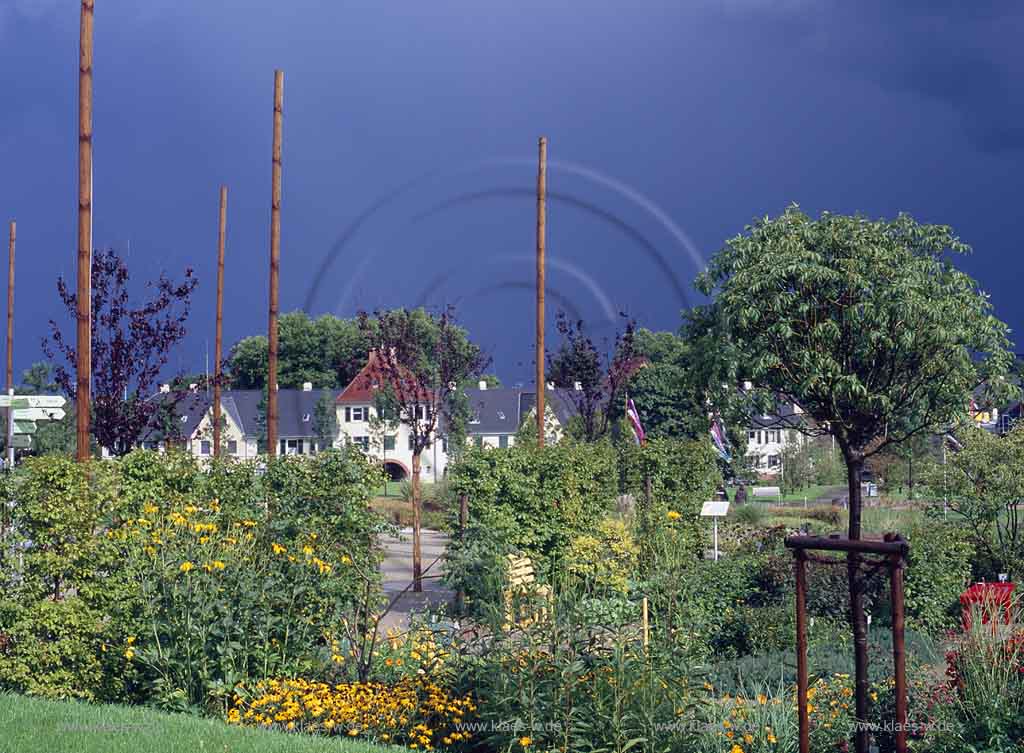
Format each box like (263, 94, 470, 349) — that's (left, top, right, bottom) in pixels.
(378, 528, 453, 631)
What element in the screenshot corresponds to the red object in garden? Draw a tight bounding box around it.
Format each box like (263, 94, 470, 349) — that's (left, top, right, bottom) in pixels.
(959, 582, 1015, 630)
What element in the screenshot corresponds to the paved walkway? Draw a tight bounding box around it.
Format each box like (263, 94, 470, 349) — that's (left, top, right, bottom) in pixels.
(378, 528, 453, 630)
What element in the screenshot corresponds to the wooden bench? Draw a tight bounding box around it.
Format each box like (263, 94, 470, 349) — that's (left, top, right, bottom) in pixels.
(504, 554, 551, 625)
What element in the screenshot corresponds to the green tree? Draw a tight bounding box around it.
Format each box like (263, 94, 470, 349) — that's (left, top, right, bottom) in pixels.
(695, 206, 1017, 752)
(227, 312, 374, 390)
(921, 425, 1024, 579)
(312, 389, 338, 451)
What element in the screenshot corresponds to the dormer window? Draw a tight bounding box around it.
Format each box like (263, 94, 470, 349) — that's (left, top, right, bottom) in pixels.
(497, 411, 506, 420)
(180, 415, 188, 423)
(302, 413, 311, 423)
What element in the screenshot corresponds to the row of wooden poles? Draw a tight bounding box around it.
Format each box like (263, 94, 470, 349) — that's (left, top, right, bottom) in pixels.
(16, 2, 552, 464)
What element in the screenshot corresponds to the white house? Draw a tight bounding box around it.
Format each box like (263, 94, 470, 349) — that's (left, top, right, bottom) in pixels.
(334, 350, 449, 483)
(744, 403, 808, 477)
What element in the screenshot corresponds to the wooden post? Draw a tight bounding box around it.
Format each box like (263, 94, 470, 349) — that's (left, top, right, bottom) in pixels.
(535, 136, 547, 447)
(6, 221, 14, 469)
(266, 70, 283, 458)
(5, 221, 13, 394)
(795, 549, 810, 753)
(76, 0, 94, 463)
(641, 596, 649, 650)
(888, 538, 908, 753)
(456, 493, 468, 615)
(213, 186, 227, 458)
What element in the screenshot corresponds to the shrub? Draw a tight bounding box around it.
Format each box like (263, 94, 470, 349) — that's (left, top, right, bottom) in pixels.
(0, 449, 384, 712)
(735, 503, 767, 527)
(932, 594, 1024, 750)
(902, 520, 975, 635)
(445, 441, 620, 607)
(565, 517, 639, 595)
(454, 587, 705, 753)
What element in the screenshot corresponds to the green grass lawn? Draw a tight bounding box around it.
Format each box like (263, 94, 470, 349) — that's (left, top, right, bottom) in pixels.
(0, 693, 398, 753)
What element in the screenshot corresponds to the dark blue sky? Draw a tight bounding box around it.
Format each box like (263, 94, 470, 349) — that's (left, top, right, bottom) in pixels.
(2, 1, 1022, 385)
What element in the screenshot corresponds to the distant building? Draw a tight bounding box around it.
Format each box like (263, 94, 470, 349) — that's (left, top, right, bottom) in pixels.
(744, 402, 808, 477)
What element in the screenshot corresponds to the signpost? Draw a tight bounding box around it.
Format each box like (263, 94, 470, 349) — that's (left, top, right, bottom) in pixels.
(0, 395, 66, 466)
(700, 500, 730, 561)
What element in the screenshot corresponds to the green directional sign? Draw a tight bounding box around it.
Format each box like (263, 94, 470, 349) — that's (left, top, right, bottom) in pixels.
(12, 407, 65, 422)
(0, 395, 66, 409)
(11, 435, 31, 449)
(13, 420, 37, 435)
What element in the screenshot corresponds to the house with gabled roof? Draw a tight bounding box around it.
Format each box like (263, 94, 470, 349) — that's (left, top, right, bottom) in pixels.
(334, 349, 448, 483)
(139, 383, 338, 460)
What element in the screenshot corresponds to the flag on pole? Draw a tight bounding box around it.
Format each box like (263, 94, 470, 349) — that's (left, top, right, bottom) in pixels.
(626, 398, 645, 446)
(710, 414, 731, 461)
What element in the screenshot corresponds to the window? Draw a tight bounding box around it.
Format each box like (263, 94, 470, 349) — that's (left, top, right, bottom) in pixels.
(768, 454, 780, 468)
(408, 435, 415, 451)
(415, 405, 426, 420)
(353, 436, 369, 451)
(475, 436, 484, 448)
(227, 440, 238, 455)
(442, 438, 448, 453)
(469, 414, 481, 425)
(384, 435, 396, 451)
(497, 411, 506, 421)
(353, 407, 367, 421)
(748, 430, 756, 441)
(499, 435, 508, 449)
(200, 441, 211, 455)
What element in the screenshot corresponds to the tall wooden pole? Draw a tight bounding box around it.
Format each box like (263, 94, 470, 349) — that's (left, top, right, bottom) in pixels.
(213, 186, 227, 458)
(76, 0, 94, 463)
(888, 538, 909, 753)
(6, 221, 14, 392)
(266, 70, 283, 458)
(535, 136, 547, 447)
(6, 221, 15, 470)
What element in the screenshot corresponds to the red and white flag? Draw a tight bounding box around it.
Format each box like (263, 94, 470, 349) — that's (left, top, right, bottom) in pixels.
(626, 398, 645, 446)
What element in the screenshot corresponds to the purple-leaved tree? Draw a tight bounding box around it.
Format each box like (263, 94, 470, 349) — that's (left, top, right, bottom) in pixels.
(44, 248, 198, 456)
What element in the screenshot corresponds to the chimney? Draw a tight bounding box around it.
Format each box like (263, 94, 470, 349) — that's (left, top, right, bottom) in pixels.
(573, 381, 582, 391)
(160, 384, 170, 393)
(478, 380, 488, 390)
(189, 383, 198, 392)
(303, 382, 313, 392)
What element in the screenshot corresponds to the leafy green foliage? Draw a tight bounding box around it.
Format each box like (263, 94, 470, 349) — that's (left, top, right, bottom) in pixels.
(0, 449, 384, 711)
(902, 520, 975, 634)
(227, 311, 374, 390)
(921, 425, 1024, 579)
(695, 205, 1018, 520)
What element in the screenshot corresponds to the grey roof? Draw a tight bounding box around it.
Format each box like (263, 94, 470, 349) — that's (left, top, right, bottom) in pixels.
(464, 388, 522, 435)
(143, 388, 339, 442)
(463, 386, 580, 436)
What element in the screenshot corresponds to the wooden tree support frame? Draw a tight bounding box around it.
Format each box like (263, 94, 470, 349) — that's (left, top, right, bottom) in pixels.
(785, 533, 910, 753)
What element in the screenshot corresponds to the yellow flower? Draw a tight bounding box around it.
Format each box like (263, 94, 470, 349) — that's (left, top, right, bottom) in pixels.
(199, 536, 209, 545)
(213, 560, 225, 570)
(302, 545, 314, 556)
(757, 693, 767, 705)
(744, 733, 754, 744)
(124, 648, 134, 660)
(666, 510, 681, 521)
(519, 737, 533, 747)
(870, 691, 878, 702)
(271, 542, 286, 555)
(143, 504, 159, 515)
(730, 746, 744, 753)
(180, 561, 194, 573)
(341, 555, 352, 565)
(127, 636, 136, 645)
